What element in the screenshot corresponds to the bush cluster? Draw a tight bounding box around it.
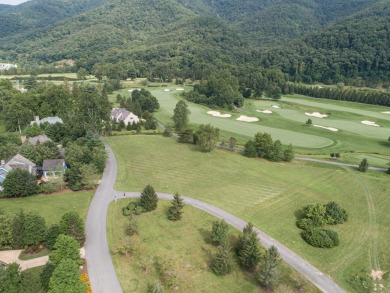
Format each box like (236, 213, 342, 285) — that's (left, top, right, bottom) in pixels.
(122, 202, 144, 216)
(301, 228, 340, 248)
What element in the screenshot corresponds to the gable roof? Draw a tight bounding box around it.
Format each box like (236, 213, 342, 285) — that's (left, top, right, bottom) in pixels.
(3, 154, 36, 172)
(111, 108, 131, 120)
(42, 159, 65, 171)
(28, 134, 52, 146)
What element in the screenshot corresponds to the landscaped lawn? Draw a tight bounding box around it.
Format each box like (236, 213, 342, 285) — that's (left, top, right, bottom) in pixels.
(107, 200, 318, 292)
(150, 88, 390, 155)
(0, 191, 94, 225)
(107, 135, 390, 292)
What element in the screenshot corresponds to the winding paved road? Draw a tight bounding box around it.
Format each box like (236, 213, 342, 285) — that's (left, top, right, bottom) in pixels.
(85, 144, 347, 293)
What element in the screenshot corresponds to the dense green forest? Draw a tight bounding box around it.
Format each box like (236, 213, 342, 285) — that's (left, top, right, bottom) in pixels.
(0, 4, 11, 12)
(0, 0, 389, 85)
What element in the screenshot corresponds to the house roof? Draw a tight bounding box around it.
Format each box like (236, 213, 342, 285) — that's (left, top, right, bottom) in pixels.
(110, 108, 139, 121)
(28, 134, 52, 146)
(30, 116, 63, 126)
(42, 159, 65, 171)
(3, 154, 36, 172)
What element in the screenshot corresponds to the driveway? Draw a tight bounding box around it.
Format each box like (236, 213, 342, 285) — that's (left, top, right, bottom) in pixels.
(85, 143, 347, 293)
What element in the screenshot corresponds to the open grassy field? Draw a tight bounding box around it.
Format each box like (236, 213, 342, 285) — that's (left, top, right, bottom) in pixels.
(107, 199, 318, 292)
(0, 191, 94, 225)
(107, 135, 390, 292)
(150, 88, 390, 156)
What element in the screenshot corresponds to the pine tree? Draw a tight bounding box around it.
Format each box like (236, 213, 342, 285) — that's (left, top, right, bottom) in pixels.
(239, 232, 261, 271)
(358, 158, 369, 172)
(12, 210, 25, 249)
(235, 222, 254, 255)
(140, 185, 158, 212)
(59, 212, 85, 244)
(211, 220, 229, 246)
(258, 246, 280, 288)
(211, 241, 232, 276)
(168, 192, 185, 221)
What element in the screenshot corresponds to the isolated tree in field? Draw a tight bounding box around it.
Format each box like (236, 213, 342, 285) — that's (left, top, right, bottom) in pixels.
(168, 192, 185, 221)
(49, 259, 86, 293)
(258, 245, 280, 288)
(49, 234, 82, 266)
(211, 220, 229, 246)
(305, 118, 312, 126)
(140, 184, 158, 212)
(59, 212, 85, 244)
(194, 124, 220, 152)
(283, 144, 295, 162)
(23, 212, 46, 246)
(172, 100, 191, 132)
(3, 169, 38, 197)
(211, 241, 232, 276)
(238, 231, 261, 271)
(77, 68, 88, 80)
(358, 158, 369, 172)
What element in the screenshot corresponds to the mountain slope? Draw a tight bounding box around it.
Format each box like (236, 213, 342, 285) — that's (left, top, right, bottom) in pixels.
(0, 0, 109, 38)
(261, 0, 390, 83)
(0, 4, 11, 13)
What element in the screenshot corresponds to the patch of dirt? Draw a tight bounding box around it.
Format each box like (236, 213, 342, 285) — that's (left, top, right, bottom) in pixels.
(371, 270, 384, 280)
(81, 260, 88, 274)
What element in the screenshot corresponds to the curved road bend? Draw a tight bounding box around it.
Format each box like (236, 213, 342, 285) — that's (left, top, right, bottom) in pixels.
(86, 144, 347, 293)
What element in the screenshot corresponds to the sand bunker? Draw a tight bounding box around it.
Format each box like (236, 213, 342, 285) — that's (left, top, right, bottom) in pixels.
(176, 88, 184, 91)
(382, 111, 390, 114)
(207, 111, 232, 118)
(272, 105, 280, 109)
(305, 112, 328, 118)
(313, 125, 339, 132)
(236, 115, 259, 122)
(361, 120, 379, 127)
(163, 89, 170, 92)
(256, 110, 273, 114)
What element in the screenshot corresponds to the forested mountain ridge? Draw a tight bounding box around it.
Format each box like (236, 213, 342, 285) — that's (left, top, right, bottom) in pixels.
(0, 4, 11, 13)
(261, 0, 390, 84)
(0, 0, 389, 84)
(0, 0, 109, 38)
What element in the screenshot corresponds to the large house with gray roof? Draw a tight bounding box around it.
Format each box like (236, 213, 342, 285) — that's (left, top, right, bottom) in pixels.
(110, 108, 139, 125)
(0, 154, 36, 191)
(30, 116, 63, 127)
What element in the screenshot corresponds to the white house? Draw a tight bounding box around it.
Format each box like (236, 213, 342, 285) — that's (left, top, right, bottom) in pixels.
(0, 63, 17, 71)
(110, 108, 139, 125)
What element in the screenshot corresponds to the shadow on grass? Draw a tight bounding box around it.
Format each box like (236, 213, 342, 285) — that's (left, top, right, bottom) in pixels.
(197, 227, 213, 245)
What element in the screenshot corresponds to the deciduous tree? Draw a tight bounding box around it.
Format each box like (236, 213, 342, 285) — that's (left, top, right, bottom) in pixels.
(49, 234, 82, 266)
(48, 259, 86, 293)
(172, 100, 190, 132)
(3, 169, 38, 198)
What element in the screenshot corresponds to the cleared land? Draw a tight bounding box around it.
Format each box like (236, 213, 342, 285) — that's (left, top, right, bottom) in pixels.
(107, 199, 318, 292)
(107, 135, 390, 292)
(0, 191, 94, 224)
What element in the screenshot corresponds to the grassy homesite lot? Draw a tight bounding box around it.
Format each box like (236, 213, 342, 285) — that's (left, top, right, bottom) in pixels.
(151, 88, 390, 154)
(0, 191, 94, 225)
(108, 135, 390, 292)
(107, 200, 318, 292)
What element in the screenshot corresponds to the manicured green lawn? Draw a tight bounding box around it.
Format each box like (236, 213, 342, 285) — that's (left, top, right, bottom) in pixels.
(107, 135, 390, 292)
(107, 200, 318, 292)
(150, 88, 390, 155)
(0, 191, 94, 225)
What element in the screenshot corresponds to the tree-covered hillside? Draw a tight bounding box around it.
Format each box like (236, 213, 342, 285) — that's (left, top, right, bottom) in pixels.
(261, 0, 390, 84)
(0, 4, 11, 13)
(0, 0, 109, 38)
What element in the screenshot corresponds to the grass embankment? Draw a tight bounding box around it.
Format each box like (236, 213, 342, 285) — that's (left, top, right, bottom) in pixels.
(107, 200, 318, 292)
(0, 191, 94, 225)
(151, 88, 390, 155)
(107, 135, 390, 292)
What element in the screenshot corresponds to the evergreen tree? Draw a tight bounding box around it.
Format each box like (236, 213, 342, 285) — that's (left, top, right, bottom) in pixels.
(172, 100, 191, 132)
(0, 263, 22, 293)
(358, 158, 369, 172)
(49, 234, 82, 266)
(12, 210, 25, 249)
(45, 224, 61, 250)
(3, 169, 38, 198)
(211, 220, 229, 246)
(40, 262, 56, 292)
(23, 212, 46, 246)
(140, 184, 158, 212)
(235, 222, 254, 255)
(211, 241, 233, 276)
(238, 232, 261, 271)
(168, 192, 185, 221)
(0, 213, 13, 249)
(258, 246, 280, 288)
(59, 211, 85, 244)
(48, 259, 86, 293)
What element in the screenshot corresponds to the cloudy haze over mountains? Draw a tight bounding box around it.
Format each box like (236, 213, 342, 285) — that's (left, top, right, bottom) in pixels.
(0, 0, 28, 5)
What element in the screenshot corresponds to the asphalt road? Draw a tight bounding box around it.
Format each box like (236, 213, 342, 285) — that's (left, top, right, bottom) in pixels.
(85, 144, 347, 293)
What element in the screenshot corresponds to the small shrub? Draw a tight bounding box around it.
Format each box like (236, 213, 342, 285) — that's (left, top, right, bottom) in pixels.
(296, 218, 319, 230)
(301, 228, 340, 248)
(348, 271, 374, 293)
(125, 215, 138, 236)
(325, 201, 348, 225)
(122, 202, 144, 216)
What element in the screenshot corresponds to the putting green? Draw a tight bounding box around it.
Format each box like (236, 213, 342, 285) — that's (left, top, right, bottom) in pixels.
(151, 89, 334, 149)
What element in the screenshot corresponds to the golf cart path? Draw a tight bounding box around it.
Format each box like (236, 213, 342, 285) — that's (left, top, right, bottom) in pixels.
(85, 143, 347, 293)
